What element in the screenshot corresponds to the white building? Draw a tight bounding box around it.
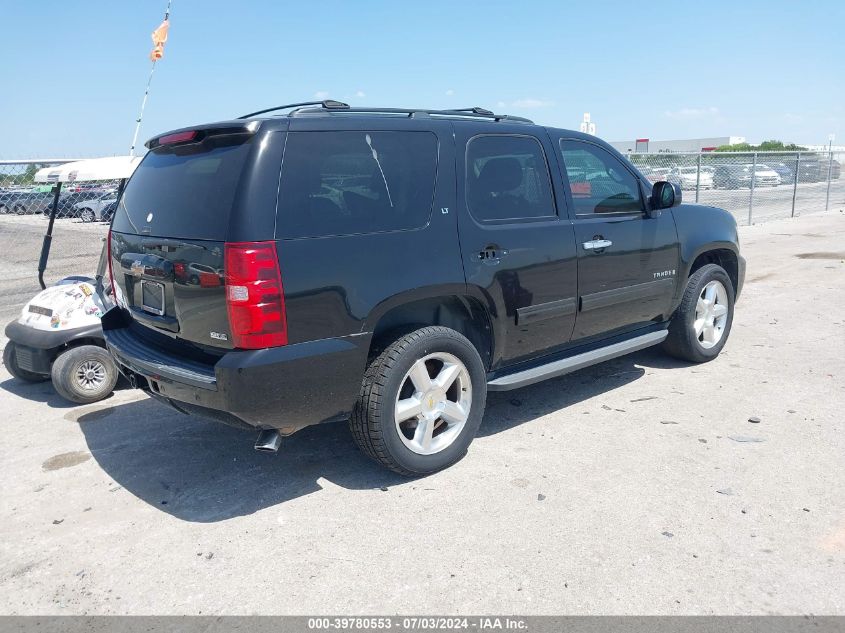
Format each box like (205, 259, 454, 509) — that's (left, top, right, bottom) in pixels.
(610, 136, 747, 153)
(579, 113, 596, 136)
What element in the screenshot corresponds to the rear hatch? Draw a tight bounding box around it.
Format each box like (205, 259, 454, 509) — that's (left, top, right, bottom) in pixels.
(109, 124, 269, 356)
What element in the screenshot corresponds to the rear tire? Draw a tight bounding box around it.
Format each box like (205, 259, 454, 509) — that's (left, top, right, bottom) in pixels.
(350, 326, 487, 476)
(663, 264, 735, 363)
(3, 343, 49, 382)
(51, 345, 118, 404)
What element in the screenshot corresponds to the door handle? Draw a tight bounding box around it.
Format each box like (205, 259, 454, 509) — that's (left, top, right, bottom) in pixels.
(583, 239, 613, 251)
(478, 246, 508, 262)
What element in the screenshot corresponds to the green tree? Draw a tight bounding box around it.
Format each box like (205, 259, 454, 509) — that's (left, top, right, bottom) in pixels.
(715, 140, 807, 152)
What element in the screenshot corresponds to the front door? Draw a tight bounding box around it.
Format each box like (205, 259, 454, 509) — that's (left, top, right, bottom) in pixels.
(556, 138, 680, 342)
(456, 127, 578, 369)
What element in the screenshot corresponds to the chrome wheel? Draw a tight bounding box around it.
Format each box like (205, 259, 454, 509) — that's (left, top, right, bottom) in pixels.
(75, 360, 107, 391)
(694, 280, 729, 349)
(394, 352, 472, 456)
(80, 209, 95, 222)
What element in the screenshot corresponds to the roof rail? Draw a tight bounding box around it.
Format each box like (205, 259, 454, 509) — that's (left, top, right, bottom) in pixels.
(288, 105, 534, 124)
(237, 100, 349, 119)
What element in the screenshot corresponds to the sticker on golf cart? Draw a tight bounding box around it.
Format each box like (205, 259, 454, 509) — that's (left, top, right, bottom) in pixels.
(19, 281, 106, 332)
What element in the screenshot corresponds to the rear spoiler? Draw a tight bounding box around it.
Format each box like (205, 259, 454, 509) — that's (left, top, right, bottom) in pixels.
(146, 121, 260, 150)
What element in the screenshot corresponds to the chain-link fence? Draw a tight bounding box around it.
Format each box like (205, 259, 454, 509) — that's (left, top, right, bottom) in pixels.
(0, 159, 118, 325)
(627, 150, 844, 225)
(1, 152, 843, 326)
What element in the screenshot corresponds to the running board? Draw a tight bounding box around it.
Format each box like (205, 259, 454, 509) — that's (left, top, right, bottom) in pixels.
(487, 330, 668, 391)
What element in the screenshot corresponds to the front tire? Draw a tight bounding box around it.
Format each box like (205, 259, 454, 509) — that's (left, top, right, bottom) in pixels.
(3, 343, 49, 382)
(79, 208, 95, 223)
(51, 345, 118, 404)
(350, 326, 487, 476)
(663, 264, 735, 363)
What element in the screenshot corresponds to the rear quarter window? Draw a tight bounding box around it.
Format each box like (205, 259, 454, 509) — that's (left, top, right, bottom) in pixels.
(276, 131, 438, 239)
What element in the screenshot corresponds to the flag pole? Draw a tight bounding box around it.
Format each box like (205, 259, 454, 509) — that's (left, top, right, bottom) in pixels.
(129, 0, 172, 156)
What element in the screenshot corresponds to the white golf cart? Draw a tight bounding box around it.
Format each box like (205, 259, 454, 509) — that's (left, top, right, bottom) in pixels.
(3, 156, 140, 403)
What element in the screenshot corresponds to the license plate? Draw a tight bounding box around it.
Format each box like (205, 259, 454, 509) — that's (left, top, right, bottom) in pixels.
(28, 304, 53, 317)
(141, 280, 165, 315)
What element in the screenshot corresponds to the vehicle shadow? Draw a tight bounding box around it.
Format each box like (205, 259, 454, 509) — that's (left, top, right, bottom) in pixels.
(0, 377, 78, 408)
(0, 375, 132, 409)
(478, 347, 680, 437)
(73, 348, 675, 523)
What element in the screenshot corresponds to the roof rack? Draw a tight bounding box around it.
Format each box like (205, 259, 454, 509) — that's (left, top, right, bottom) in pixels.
(237, 100, 350, 119)
(238, 101, 533, 124)
(289, 105, 534, 124)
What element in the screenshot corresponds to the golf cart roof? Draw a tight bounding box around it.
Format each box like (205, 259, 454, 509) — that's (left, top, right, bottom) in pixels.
(34, 156, 142, 183)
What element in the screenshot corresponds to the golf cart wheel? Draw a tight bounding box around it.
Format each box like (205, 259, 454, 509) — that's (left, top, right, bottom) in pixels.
(79, 208, 95, 223)
(3, 343, 49, 383)
(51, 345, 118, 404)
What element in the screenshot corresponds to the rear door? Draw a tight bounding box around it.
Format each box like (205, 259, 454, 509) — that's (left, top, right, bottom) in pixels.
(456, 125, 578, 369)
(554, 137, 680, 342)
(109, 124, 285, 352)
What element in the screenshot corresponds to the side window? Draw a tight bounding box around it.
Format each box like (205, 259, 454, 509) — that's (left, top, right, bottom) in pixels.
(466, 135, 555, 222)
(277, 131, 438, 239)
(559, 140, 644, 216)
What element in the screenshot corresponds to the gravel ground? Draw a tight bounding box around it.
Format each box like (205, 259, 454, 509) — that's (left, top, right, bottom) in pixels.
(0, 211, 843, 615)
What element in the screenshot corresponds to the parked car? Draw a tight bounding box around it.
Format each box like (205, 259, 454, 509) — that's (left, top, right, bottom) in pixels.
(102, 101, 745, 475)
(10, 191, 54, 215)
(644, 167, 671, 183)
(43, 190, 106, 219)
(713, 164, 780, 188)
(768, 162, 795, 184)
(752, 164, 782, 186)
(100, 200, 118, 223)
(797, 157, 841, 182)
(0, 189, 21, 214)
(669, 166, 713, 190)
(73, 193, 118, 222)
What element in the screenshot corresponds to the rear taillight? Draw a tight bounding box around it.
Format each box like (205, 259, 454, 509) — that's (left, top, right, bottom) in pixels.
(224, 241, 287, 349)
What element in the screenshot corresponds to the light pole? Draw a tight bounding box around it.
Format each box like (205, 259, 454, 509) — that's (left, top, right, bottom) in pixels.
(825, 133, 835, 211)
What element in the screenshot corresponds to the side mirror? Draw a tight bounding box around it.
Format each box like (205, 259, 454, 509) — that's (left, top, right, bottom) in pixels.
(650, 180, 681, 216)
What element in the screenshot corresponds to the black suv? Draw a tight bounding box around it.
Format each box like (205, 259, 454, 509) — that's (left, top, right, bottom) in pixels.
(102, 101, 746, 475)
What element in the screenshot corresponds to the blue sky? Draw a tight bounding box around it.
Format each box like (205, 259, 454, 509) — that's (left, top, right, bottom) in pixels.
(1, 0, 843, 157)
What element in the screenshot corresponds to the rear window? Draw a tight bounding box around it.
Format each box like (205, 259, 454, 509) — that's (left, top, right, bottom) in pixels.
(276, 131, 438, 239)
(112, 135, 254, 240)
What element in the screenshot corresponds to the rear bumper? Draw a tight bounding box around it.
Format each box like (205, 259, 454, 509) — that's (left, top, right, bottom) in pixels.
(102, 311, 369, 435)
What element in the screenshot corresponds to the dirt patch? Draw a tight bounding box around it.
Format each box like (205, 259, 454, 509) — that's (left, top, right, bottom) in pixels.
(747, 272, 776, 283)
(42, 451, 91, 472)
(795, 252, 845, 260)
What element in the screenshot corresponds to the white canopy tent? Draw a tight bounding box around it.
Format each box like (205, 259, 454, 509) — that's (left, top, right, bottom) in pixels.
(34, 156, 142, 183)
(34, 156, 142, 289)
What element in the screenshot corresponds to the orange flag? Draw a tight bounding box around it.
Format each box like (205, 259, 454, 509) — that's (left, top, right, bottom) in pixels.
(149, 19, 170, 62)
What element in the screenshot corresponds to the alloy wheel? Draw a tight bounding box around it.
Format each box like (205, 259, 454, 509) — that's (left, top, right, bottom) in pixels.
(694, 280, 729, 349)
(394, 352, 472, 456)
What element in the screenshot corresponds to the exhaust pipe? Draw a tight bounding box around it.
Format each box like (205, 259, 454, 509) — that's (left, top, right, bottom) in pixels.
(254, 429, 282, 453)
